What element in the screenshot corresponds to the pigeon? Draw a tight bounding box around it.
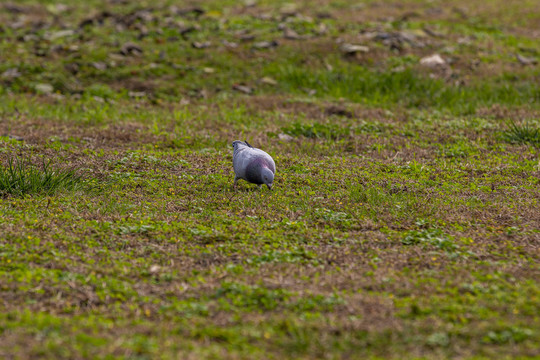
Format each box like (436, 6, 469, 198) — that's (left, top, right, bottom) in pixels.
(232, 140, 275, 190)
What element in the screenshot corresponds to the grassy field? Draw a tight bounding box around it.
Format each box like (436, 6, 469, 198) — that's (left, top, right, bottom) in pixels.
(0, 0, 539, 358)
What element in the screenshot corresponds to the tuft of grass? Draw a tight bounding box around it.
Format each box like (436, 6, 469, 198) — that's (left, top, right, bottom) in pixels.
(401, 226, 460, 254)
(502, 120, 540, 147)
(0, 156, 88, 197)
(282, 121, 349, 140)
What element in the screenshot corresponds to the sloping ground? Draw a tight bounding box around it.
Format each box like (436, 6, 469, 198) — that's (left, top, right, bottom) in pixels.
(0, 0, 539, 358)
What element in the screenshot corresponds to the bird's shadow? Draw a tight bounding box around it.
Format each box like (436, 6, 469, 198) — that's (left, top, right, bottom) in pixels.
(232, 186, 268, 193)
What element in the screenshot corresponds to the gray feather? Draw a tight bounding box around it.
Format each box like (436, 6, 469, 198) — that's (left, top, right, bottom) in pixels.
(232, 140, 276, 186)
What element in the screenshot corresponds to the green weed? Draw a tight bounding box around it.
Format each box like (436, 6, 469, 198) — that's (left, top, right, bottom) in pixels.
(401, 227, 460, 253)
(282, 121, 349, 140)
(503, 120, 540, 147)
(0, 156, 88, 197)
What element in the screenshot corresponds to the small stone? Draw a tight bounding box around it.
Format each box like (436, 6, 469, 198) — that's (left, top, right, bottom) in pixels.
(192, 41, 211, 49)
(49, 93, 65, 101)
(280, 3, 298, 17)
(222, 40, 238, 48)
(22, 34, 39, 42)
(340, 43, 369, 54)
(128, 91, 146, 98)
(420, 54, 446, 67)
(149, 265, 161, 274)
(7, 135, 24, 141)
(1, 68, 21, 79)
(316, 23, 328, 35)
(283, 27, 302, 40)
(237, 33, 256, 42)
(4, 4, 27, 14)
(35, 83, 54, 94)
(253, 40, 278, 49)
(46, 3, 69, 14)
(278, 133, 293, 141)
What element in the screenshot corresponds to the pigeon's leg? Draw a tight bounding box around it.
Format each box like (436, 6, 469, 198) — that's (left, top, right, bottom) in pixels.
(258, 184, 262, 190)
(233, 176, 239, 190)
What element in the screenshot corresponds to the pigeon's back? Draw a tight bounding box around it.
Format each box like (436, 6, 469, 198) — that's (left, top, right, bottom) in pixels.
(232, 141, 275, 180)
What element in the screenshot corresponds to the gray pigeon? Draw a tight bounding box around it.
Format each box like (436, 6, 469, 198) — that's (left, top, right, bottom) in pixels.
(232, 140, 276, 190)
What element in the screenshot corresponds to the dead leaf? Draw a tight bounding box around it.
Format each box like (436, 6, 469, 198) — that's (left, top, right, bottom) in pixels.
(253, 40, 278, 49)
(192, 41, 211, 49)
(45, 29, 76, 41)
(179, 26, 198, 38)
(128, 91, 146, 98)
(171, 6, 205, 18)
(46, 3, 69, 15)
(64, 63, 79, 74)
(9, 135, 24, 141)
(422, 26, 444, 38)
(120, 42, 143, 56)
(283, 27, 302, 40)
(260, 77, 277, 85)
(92, 62, 107, 70)
(516, 54, 537, 66)
(452, 7, 468, 19)
(232, 84, 253, 94)
(325, 105, 353, 118)
(3, 3, 27, 14)
(316, 12, 333, 19)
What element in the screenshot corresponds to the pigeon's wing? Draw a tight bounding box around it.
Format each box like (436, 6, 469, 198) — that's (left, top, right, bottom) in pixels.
(233, 147, 255, 179)
(261, 150, 276, 174)
(233, 143, 276, 180)
(252, 149, 276, 174)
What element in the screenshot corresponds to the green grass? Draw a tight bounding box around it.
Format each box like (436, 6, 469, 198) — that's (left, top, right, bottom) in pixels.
(503, 120, 540, 147)
(268, 64, 539, 113)
(0, 0, 539, 359)
(0, 156, 88, 197)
